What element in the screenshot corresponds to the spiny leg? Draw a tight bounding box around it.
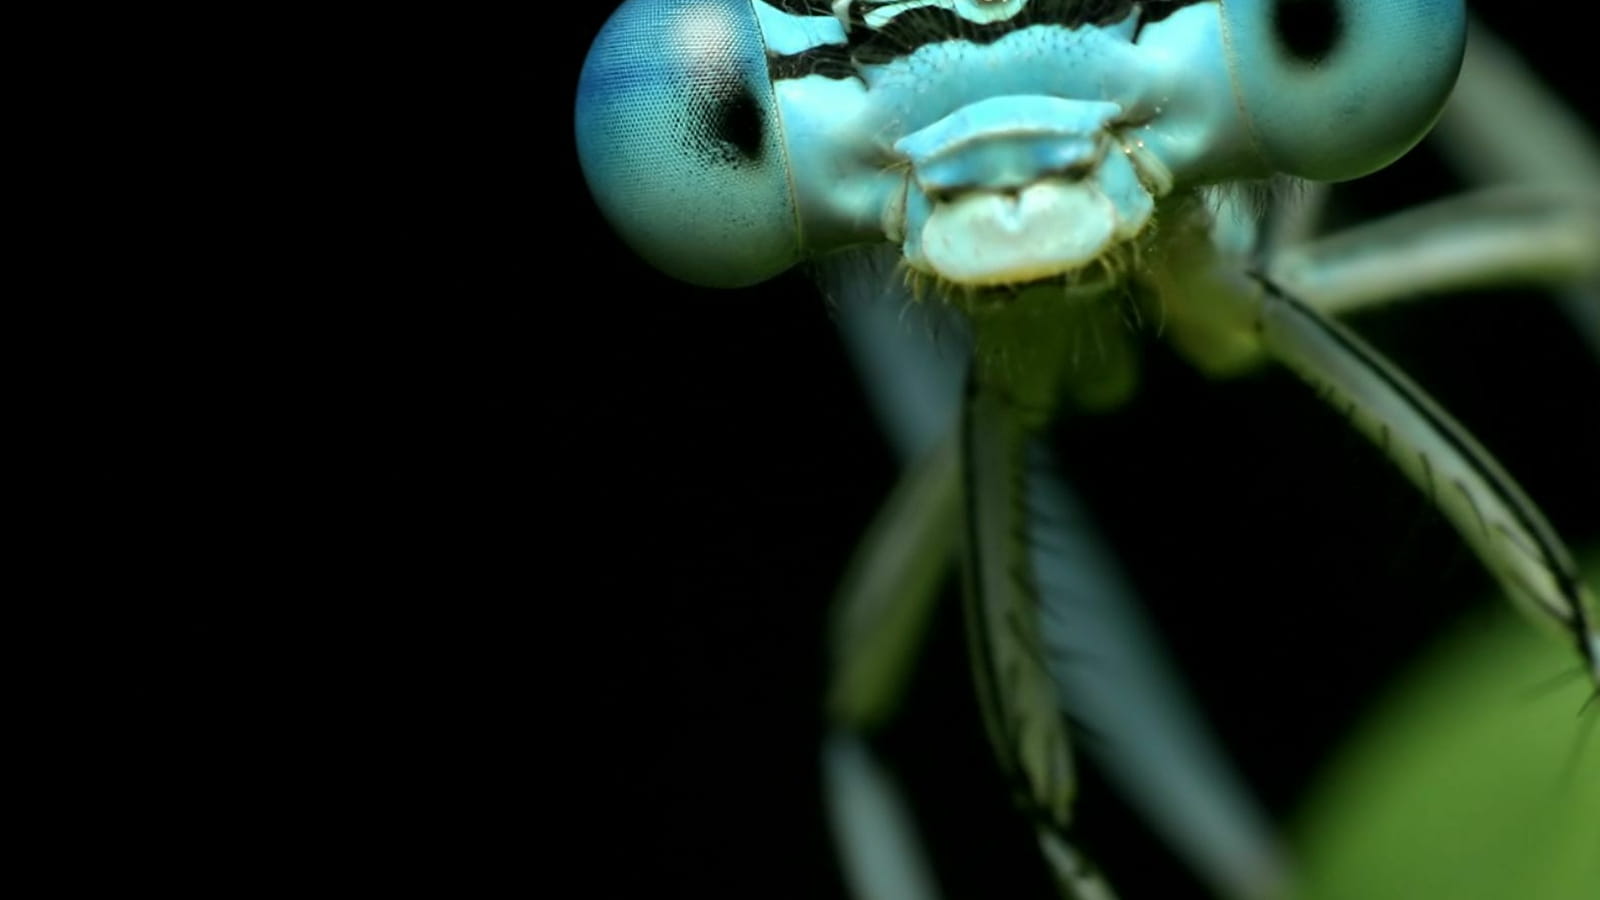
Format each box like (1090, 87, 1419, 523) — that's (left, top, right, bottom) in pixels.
(823, 274, 1123, 899)
(826, 277, 1288, 899)
(1183, 263, 1600, 686)
(961, 376, 1115, 900)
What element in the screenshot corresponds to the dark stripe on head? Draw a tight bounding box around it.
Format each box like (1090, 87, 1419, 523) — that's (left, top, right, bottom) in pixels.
(850, 1, 1136, 65)
(766, 1, 1212, 81)
(766, 0, 836, 13)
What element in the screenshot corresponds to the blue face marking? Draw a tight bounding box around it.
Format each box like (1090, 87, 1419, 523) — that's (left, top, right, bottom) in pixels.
(577, 0, 1465, 287)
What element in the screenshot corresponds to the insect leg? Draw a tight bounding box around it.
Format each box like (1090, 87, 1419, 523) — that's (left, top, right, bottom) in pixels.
(827, 266, 1288, 898)
(1267, 186, 1600, 318)
(1432, 20, 1600, 353)
(820, 251, 962, 899)
(823, 731, 945, 900)
(1236, 273, 1600, 686)
(961, 377, 1114, 899)
(1027, 456, 1290, 900)
(1435, 22, 1600, 194)
(827, 433, 961, 732)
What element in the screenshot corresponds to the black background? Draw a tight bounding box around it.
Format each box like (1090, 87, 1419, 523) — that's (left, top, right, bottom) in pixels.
(94, 3, 1597, 895)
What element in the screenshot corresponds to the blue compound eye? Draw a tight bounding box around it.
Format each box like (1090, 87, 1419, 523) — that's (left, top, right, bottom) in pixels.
(1220, 0, 1466, 181)
(576, 0, 800, 288)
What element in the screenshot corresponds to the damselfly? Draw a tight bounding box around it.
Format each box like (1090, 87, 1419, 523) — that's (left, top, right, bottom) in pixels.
(574, 1, 1599, 896)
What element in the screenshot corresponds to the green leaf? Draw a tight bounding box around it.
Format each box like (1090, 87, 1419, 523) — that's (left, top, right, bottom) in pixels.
(1292, 557, 1600, 900)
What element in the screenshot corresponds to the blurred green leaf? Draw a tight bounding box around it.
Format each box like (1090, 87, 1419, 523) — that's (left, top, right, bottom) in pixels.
(1292, 556, 1600, 900)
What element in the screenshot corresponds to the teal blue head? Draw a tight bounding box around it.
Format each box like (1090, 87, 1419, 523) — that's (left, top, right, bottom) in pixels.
(576, 1, 1466, 288)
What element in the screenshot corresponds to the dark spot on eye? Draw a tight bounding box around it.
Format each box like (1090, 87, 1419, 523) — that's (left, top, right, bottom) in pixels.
(683, 75, 765, 168)
(1273, 0, 1343, 64)
(710, 83, 763, 162)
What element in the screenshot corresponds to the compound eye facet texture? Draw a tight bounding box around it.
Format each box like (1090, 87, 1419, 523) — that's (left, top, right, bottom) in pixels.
(1220, 0, 1466, 181)
(576, 0, 799, 288)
